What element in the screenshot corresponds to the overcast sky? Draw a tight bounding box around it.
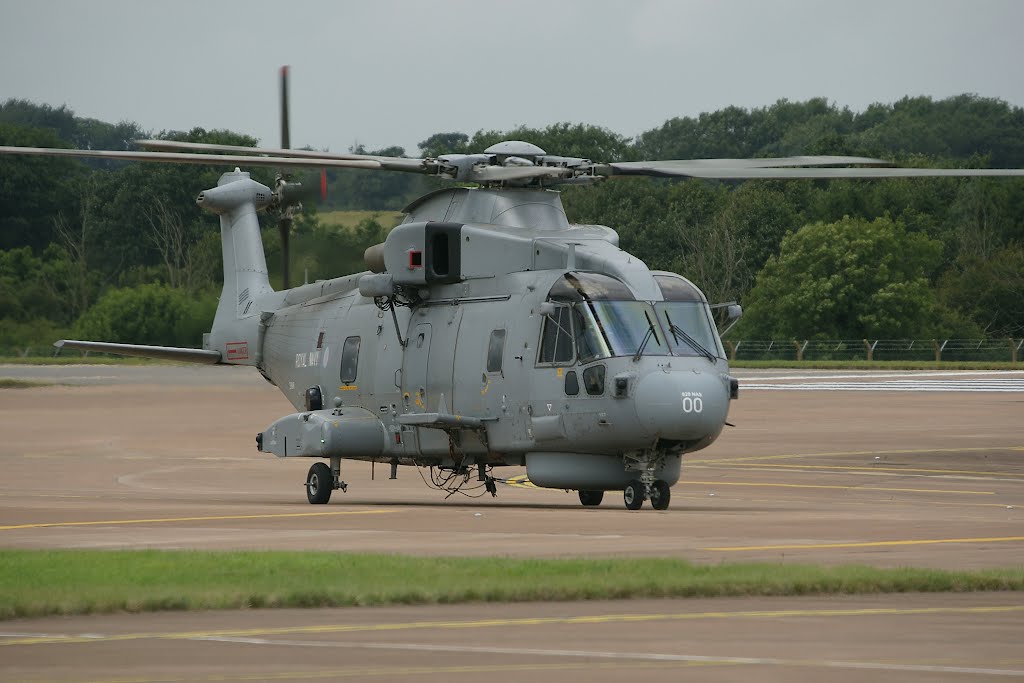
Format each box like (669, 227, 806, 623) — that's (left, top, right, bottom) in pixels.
(2, 0, 1022, 157)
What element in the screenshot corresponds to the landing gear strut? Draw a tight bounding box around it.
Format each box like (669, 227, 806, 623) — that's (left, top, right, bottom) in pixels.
(306, 457, 347, 504)
(622, 451, 673, 510)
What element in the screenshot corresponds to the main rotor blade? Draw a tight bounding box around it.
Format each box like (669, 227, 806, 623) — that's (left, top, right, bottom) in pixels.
(9, 144, 1022, 183)
(137, 139, 403, 162)
(610, 155, 890, 172)
(607, 165, 1024, 180)
(0, 146, 382, 170)
(135, 140, 428, 172)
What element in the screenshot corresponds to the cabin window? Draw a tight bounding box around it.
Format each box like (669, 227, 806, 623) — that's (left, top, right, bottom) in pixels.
(583, 364, 606, 395)
(537, 305, 574, 364)
(487, 329, 506, 373)
(564, 370, 580, 396)
(340, 336, 360, 384)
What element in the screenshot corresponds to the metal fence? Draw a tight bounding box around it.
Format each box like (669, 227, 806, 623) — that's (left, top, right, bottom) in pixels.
(1, 345, 58, 359)
(723, 339, 1023, 362)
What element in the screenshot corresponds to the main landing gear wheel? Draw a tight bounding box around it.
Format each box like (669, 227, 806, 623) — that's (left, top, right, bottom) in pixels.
(649, 480, 671, 510)
(306, 461, 333, 504)
(579, 490, 604, 506)
(623, 479, 645, 510)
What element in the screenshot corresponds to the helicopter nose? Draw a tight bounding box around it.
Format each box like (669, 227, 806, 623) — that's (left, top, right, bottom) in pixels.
(633, 368, 730, 441)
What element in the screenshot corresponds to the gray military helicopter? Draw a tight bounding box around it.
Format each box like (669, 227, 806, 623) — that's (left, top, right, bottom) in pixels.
(3, 71, 1024, 510)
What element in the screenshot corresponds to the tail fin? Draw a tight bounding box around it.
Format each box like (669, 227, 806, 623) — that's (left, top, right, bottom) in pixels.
(198, 169, 275, 364)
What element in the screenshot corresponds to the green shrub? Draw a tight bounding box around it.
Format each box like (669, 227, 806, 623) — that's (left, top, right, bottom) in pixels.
(73, 283, 215, 347)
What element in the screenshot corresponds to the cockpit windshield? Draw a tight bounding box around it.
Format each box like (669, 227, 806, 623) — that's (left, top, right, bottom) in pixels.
(573, 301, 667, 362)
(652, 273, 725, 359)
(536, 272, 725, 364)
(654, 302, 723, 359)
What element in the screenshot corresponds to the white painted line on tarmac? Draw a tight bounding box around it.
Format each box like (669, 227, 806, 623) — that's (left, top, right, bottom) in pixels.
(743, 379, 1024, 392)
(195, 636, 1024, 677)
(741, 371, 1024, 381)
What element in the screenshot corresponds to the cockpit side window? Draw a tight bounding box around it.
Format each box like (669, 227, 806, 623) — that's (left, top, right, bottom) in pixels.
(573, 303, 609, 363)
(583, 364, 606, 395)
(540, 271, 635, 365)
(537, 305, 574, 365)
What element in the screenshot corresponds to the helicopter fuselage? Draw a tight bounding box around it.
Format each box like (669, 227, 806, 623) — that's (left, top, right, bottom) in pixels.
(222, 181, 737, 499)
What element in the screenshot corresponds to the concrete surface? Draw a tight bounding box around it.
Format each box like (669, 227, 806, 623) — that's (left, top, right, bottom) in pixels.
(1, 365, 1021, 682)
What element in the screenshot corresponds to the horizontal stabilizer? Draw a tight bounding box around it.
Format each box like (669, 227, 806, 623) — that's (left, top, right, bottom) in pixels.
(54, 340, 221, 364)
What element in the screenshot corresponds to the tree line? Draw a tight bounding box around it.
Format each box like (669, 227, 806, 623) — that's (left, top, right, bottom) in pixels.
(0, 94, 1022, 352)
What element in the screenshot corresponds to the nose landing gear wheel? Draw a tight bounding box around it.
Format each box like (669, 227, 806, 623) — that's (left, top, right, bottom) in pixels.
(649, 480, 671, 510)
(623, 479, 645, 510)
(578, 490, 604, 506)
(306, 461, 333, 504)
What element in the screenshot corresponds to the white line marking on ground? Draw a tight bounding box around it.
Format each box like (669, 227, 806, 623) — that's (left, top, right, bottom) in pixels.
(741, 371, 1024, 381)
(743, 380, 1024, 392)
(194, 636, 1024, 677)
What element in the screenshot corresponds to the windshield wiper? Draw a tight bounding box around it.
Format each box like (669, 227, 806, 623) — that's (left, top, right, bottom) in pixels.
(664, 311, 717, 363)
(633, 310, 661, 362)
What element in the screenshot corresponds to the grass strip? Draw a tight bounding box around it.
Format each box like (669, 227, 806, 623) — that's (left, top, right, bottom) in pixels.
(1, 550, 1021, 620)
(731, 360, 1022, 370)
(0, 378, 52, 389)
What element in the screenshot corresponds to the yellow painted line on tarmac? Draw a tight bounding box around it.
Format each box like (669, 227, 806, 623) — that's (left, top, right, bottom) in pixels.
(0, 509, 399, 531)
(5, 605, 1023, 647)
(505, 475, 539, 489)
(682, 480, 994, 495)
(703, 536, 1024, 552)
(264, 662, 700, 679)
(19, 662, 689, 682)
(0, 492, 91, 499)
(687, 445, 1024, 466)
(688, 493, 1019, 511)
(694, 463, 1024, 478)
